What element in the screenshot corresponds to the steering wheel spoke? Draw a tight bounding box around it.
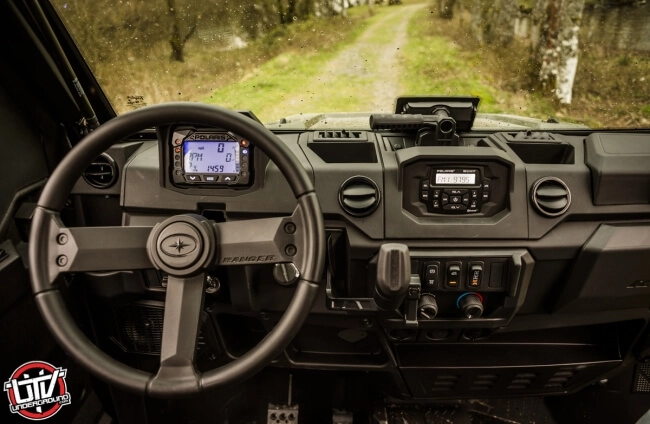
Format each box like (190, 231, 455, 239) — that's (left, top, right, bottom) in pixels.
(148, 273, 206, 396)
(31, 207, 153, 290)
(214, 204, 302, 265)
(213, 196, 323, 283)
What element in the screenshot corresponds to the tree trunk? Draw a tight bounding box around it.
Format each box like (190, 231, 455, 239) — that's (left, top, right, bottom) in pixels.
(494, 0, 517, 46)
(167, 0, 196, 62)
(467, 0, 485, 44)
(438, 0, 456, 20)
(537, 0, 585, 104)
(277, 0, 288, 24)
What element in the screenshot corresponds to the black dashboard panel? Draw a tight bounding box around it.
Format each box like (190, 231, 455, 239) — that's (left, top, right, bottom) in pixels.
(72, 127, 650, 401)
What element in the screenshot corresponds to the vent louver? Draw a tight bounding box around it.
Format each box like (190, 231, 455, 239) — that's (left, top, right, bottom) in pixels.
(338, 176, 380, 217)
(531, 177, 571, 217)
(315, 130, 364, 140)
(83, 153, 118, 188)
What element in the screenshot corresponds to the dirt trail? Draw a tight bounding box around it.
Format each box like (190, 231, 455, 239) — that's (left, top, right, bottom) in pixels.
(324, 4, 423, 111)
(270, 4, 425, 116)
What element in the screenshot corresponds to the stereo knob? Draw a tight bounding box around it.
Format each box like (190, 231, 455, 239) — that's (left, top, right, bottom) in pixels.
(418, 295, 438, 320)
(458, 293, 484, 319)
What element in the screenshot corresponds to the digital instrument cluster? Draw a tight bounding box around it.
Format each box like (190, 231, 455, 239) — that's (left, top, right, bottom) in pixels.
(170, 128, 252, 187)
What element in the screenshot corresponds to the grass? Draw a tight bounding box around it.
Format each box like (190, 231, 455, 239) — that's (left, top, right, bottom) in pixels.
(401, 7, 558, 122)
(204, 6, 400, 122)
(77, 4, 382, 116)
(59, 0, 649, 128)
(401, 3, 650, 128)
(572, 49, 650, 127)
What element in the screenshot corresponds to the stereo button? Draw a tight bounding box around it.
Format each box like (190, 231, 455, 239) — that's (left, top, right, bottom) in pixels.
(443, 204, 467, 212)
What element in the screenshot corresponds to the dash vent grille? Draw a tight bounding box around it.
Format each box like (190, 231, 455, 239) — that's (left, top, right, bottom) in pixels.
(338, 176, 380, 217)
(315, 130, 364, 140)
(83, 153, 118, 188)
(531, 177, 571, 217)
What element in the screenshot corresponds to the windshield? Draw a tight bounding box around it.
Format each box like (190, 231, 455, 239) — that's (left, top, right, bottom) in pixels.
(51, 0, 649, 129)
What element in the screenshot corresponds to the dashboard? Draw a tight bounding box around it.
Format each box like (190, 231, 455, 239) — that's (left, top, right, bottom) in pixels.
(71, 106, 650, 401)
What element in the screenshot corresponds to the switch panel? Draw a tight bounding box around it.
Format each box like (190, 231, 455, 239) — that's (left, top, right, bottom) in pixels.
(416, 258, 508, 294)
(384, 250, 532, 326)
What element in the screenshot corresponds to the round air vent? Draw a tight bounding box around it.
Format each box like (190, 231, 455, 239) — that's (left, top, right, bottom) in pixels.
(531, 177, 571, 217)
(338, 176, 380, 217)
(83, 153, 118, 188)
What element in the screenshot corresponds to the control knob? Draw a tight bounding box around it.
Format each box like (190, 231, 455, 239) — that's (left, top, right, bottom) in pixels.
(273, 262, 300, 286)
(418, 294, 439, 320)
(457, 293, 484, 319)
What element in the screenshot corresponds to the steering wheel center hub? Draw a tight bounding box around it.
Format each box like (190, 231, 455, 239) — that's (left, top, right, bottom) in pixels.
(158, 223, 202, 266)
(147, 215, 216, 276)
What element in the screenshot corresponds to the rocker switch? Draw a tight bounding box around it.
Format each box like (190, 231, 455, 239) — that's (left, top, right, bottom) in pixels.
(423, 262, 440, 288)
(446, 263, 461, 287)
(469, 263, 483, 288)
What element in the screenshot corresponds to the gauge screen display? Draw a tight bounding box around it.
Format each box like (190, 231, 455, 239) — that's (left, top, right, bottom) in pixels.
(183, 140, 240, 174)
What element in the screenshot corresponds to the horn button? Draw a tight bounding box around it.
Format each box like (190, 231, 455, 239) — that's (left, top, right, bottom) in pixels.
(147, 215, 216, 276)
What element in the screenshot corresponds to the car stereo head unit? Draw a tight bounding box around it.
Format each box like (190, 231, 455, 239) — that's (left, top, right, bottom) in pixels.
(170, 128, 252, 187)
(420, 167, 492, 214)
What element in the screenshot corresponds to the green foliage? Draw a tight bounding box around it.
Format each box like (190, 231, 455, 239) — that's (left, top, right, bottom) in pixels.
(205, 8, 391, 121)
(50, 0, 376, 115)
(616, 55, 632, 67)
(408, 3, 650, 127)
(401, 8, 555, 119)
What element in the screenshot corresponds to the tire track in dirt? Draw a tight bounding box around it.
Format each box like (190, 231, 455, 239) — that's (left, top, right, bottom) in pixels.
(269, 4, 425, 117)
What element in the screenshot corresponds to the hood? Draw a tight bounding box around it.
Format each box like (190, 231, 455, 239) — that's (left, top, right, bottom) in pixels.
(265, 112, 589, 131)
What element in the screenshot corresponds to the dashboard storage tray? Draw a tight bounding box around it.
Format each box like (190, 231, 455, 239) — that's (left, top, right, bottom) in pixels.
(585, 133, 650, 205)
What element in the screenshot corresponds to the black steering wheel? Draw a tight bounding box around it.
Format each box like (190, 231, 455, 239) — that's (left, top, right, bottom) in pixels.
(28, 102, 325, 397)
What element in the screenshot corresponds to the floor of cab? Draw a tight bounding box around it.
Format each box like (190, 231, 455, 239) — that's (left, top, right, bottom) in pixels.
(97, 367, 650, 424)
